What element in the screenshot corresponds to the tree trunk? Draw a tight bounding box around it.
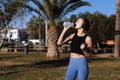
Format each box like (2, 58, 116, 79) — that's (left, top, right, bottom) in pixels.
(114, 0, 120, 57)
(47, 24, 59, 59)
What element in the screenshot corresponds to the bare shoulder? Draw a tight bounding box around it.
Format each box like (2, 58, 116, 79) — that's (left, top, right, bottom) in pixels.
(85, 35, 92, 47)
(86, 36, 92, 41)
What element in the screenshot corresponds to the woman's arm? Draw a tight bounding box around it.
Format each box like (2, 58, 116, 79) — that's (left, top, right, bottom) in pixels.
(80, 36, 93, 58)
(57, 27, 73, 45)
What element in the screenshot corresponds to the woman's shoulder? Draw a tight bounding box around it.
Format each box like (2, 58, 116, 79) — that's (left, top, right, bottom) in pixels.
(86, 35, 92, 39)
(85, 35, 92, 43)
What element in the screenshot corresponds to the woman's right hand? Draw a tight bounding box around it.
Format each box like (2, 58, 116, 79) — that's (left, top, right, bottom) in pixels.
(63, 26, 71, 32)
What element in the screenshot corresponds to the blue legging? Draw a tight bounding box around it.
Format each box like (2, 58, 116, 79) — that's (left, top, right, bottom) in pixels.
(65, 57, 89, 80)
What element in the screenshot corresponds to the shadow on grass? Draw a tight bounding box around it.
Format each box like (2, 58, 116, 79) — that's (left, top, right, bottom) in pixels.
(29, 57, 69, 68)
(91, 57, 120, 62)
(1, 55, 119, 76)
(0, 70, 20, 76)
(0, 69, 31, 76)
(0, 57, 69, 76)
(0, 55, 21, 60)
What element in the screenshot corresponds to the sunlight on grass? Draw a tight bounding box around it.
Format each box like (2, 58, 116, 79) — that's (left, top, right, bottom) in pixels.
(0, 52, 120, 80)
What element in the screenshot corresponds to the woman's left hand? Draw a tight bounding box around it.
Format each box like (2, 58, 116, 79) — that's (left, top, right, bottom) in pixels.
(80, 43, 86, 50)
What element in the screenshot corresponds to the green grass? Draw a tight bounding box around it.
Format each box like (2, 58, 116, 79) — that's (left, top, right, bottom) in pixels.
(0, 52, 120, 80)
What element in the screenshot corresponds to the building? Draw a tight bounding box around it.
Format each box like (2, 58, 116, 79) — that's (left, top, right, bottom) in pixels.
(0, 27, 27, 43)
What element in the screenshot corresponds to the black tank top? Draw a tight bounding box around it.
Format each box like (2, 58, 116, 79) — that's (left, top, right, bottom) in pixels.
(70, 33, 88, 55)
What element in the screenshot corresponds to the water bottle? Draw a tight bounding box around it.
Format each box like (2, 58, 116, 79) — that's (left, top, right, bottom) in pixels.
(63, 22, 74, 28)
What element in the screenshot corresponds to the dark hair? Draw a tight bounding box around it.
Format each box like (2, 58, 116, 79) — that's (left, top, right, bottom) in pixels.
(82, 18, 91, 31)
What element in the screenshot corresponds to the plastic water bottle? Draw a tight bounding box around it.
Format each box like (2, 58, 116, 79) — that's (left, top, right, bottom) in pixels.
(63, 22, 74, 28)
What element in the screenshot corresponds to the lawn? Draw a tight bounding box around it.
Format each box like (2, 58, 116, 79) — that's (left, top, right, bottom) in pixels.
(0, 52, 120, 80)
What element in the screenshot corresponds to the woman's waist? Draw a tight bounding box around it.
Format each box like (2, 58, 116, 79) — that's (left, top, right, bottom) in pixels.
(70, 52, 85, 58)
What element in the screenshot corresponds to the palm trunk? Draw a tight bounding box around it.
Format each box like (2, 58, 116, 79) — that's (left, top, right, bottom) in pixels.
(114, 0, 120, 57)
(47, 24, 59, 58)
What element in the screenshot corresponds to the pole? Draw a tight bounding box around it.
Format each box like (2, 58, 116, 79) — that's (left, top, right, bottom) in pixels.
(45, 20, 48, 47)
(114, 0, 120, 57)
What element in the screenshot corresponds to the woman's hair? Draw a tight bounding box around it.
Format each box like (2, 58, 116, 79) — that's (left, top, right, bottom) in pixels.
(81, 17, 91, 31)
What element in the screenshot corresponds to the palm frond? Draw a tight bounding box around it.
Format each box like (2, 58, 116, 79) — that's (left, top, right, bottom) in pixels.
(30, 0, 44, 11)
(25, 5, 40, 15)
(43, 0, 53, 22)
(58, 0, 67, 7)
(61, 1, 91, 17)
(27, 0, 91, 23)
(49, 0, 57, 6)
(25, 4, 48, 21)
(62, 0, 81, 8)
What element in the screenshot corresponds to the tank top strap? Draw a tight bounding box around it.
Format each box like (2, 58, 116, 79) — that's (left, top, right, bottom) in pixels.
(83, 34, 88, 38)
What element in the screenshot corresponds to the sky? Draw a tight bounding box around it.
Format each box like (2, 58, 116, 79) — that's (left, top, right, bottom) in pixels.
(14, 0, 116, 28)
(67, 0, 116, 17)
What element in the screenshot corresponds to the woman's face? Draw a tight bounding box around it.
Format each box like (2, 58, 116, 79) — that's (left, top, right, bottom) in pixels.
(75, 18, 84, 29)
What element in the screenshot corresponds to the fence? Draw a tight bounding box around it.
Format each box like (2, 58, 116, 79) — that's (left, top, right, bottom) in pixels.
(6, 45, 70, 53)
(7, 46, 47, 52)
(1, 44, 114, 53)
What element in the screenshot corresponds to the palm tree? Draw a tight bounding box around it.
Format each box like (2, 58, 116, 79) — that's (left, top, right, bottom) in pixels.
(0, 0, 26, 27)
(114, 0, 120, 57)
(26, 18, 39, 39)
(25, 0, 91, 58)
(0, 0, 26, 49)
(26, 16, 45, 43)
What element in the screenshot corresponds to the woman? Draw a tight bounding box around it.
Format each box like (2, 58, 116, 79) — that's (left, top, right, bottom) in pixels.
(57, 17, 93, 80)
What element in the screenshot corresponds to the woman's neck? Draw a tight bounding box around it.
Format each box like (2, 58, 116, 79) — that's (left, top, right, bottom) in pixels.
(77, 29, 86, 36)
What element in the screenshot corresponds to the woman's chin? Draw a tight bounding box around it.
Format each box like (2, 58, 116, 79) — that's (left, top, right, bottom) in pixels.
(75, 27, 81, 29)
